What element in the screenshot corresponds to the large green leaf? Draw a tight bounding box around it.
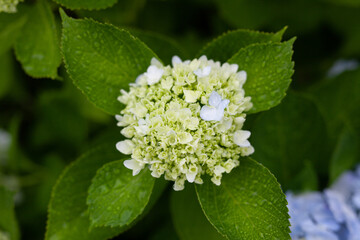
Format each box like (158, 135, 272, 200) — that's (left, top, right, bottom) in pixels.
(171, 185, 226, 240)
(251, 93, 329, 190)
(0, 186, 20, 240)
(60, 10, 157, 115)
(0, 12, 26, 56)
(45, 145, 125, 240)
(87, 160, 155, 228)
(198, 27, 286, 62)
(228, 39, 295, 113)
(14, 0, 61, 79)
(54, 0, 118, 10)
(196, 158, 290, 240)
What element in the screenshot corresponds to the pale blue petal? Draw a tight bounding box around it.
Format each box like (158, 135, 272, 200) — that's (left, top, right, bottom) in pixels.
(208, 91, 222, 107)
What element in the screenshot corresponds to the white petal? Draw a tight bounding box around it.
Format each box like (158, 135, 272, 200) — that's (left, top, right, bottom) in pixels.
(202, 66, 211, 76)
(145, 65, 164, 85)
(134, 125, 149, 135)
(237, 70, 247, 83)
(238, 140, 251, 147)
(178, 132, 193, 144)
(173, 179, 185, 191)
(138, 118, 147, 125)
(123, 159, 143, 176)
(214, 165, 226, 176)
(135, 74, 146, 85)
(194, 66, 211, 78)
(211, 175, 221, 186)
(116, 140, 135, 155)
(150, 57, 163, 67)
(214, 108, 225, 121)
(172, 55, 182, 66)
(115, 114, 122, 121)
(199, 55, 208, 62)
(233, 130, 251, 146)
(208, 91, 222, 107)
(200, 106, 220, 121)
(186, 172, 197, 183)
(235, 116, 245, 126)
(183, 90, 201, 103)
(242, 146, 254, 155)
(230, 64, 239, 73)
(218, 99, 230, 111)
(151, 171, 161, 178)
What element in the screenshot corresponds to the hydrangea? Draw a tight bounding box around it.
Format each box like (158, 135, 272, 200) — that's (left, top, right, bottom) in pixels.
(287, 166, 360, 240)
(115, 56, 254, 190)
(0, 0, 23, 13)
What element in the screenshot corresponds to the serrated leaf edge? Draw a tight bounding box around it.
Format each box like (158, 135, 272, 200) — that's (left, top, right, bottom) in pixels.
(227, 38, 296, 114)
(59, 9, 160, 115)
(196, 26, 288, 59)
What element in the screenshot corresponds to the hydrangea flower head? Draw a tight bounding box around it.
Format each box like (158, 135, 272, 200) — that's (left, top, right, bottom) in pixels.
(0, 0, 23, 13)
(287, 166, 360, 240)
(116, 56, 254, 190)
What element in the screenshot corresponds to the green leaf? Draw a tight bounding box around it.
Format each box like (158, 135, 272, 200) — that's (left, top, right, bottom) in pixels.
(87, 160, 155, 228)
(0, 12, 26, 56)
(196, 158, 290, 240)
(45, 144, 125, 240)
(198, 27, 286, 62)
(329, 125, 358, 183)
(214, 0, 323, 35)
(0, 51, 14, 99)
(251, 93, 329, 190)
(54, 0, 118, 10)
(60, 10, 158, 115)
(30, 86, 89, 150)
(320, 0, 360, 7)
(14, 0, 61, 79)
(130, 30, 185, 64)
(228, 39, 295, 113)
(0, 186, 20, 240)
(307, 69, 360, 139)
(171, 185, 226, 240)
(76, 0, 146, 26)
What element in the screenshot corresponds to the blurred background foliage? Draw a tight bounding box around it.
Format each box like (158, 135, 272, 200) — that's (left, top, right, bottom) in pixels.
(0, 0, 359, 239)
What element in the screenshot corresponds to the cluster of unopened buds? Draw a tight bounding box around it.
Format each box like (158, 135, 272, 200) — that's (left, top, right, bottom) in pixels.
(116, 55, 254, 190)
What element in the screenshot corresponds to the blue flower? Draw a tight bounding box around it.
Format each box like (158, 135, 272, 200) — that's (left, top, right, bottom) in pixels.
(287, 166, 360, 240)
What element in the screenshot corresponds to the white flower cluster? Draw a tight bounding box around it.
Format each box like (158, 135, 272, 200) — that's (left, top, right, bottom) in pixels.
(116, 56, 253, 190)
(0, 0, 23, 13)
